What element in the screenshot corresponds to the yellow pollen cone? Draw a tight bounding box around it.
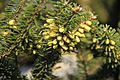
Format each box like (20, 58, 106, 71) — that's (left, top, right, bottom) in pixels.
(70, 42, 75, 47)
(59, 27, 65, 32)
(49, 31, 57, 37)
(44, 35, 50, 40)
(96, 45, 101, 49)
(63, 36, 67, 41)
(75, 36, 80, 42)
(53, 39, 57, 44)
(110, 40, 115, 45)
(8, 19, 15, 25)
(85, 20, 92, 26)
(69, 46, 73, 50)
(57, 36, 62, 40)
(84, 25, 91, 31)
(92, 38, 97, 43)
(110, 46, 114, 49)
(59, 40, 64, 46)
(46, 19, 54, 23)
(69, 34, 74, 39)
(78, 28, 84, 33)
(3, 32, 9, 36)
(47, 41, 53, 46)
(105, 39, 109, 44)
(66, 38, 71, 43)
(36, 45, 41, 49)
(53, 45, 58, 49)
(33, 50, 37, 54)
(61, 45, 68, 50)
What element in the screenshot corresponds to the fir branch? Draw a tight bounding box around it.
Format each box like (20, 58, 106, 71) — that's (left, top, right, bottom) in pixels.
(0, 1, 46, 59)
(13, 0, 27, 20)
(63, 13, 74, 26)
(83, 60, 88, 79)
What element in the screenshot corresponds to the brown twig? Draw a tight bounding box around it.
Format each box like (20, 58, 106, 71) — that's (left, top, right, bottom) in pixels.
(41, 0, 46, 3)
(13, 0, 27, 20)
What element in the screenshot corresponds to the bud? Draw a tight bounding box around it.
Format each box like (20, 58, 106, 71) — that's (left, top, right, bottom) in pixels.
(92, 38, 97, 43)
(75, 36, 80, 42)
(69, 34, 74, 39)
(69, 46, 73, 50)
(44, 24, 49, 27)
(47, 41, 53, 46)
(53, 29, 59, 32)
(116, 54, 120, 58)
(46, 19, 54, 24)
(63, 1, 69, 6)
(83, 25, 91, 31)
(49, 23, 57, 30)
(78, 28, 84, 33)
(8, 19, 15, 25)
(86, 21, 92, 26)
(71, 7, 82, 12)
(3, 32, 9, 36)
(50, 34, 57, 37)
(59, 27, 65, 33)
(61, 45, 68, 50)
(57, 36, 62, 40)
(79, 23, 85, 28)
(44, 35, 50, 40)
(53, 45, 58, 49)
(33, 50, 37, 54)
(74, 31, 80, 36)
(29, 44, 33, 48)
(13, 26, 17, 29)
(87, 54, 93, 61)
(42, 32, 48, 35)
(63, 36, 67, 41)
(36, 45, 41, 49)
(58, 48, 64, 54)
(96, 45, 100, 49)
(49, 31, 57, 37)
(36, 40, 41, 43)
(114, 59, 118, 62)
(75, 32, 85, 37)
(66, 38, 71, 43)
(105, 39, 109, 44)
(59, 40, 64, 46)
(110, 40, 115, 45)
(110, 46, 114, 49)
(79, 34, 85, 37)
(80, 24, 91, 31)
(105, 52, 108, 55)
(70, 42, 75, 47)
(91, 16, 97, 19)
(53, 39, 57, 44)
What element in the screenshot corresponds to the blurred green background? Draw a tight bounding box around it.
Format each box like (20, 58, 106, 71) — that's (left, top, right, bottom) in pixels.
(73, 0, 120, 28)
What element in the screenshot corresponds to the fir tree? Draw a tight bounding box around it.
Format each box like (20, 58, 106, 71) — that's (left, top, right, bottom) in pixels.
(0, 0, 119, 80)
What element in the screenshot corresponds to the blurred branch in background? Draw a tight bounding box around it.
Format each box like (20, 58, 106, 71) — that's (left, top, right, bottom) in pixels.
(73, 0, 120, 28)
(0, 0, 7, 13)
(0, 0, 8, 18)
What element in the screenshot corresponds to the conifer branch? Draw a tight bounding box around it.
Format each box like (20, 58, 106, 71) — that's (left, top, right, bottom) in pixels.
(13, 0, 27, 19)
(0, 1, 46, 59)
